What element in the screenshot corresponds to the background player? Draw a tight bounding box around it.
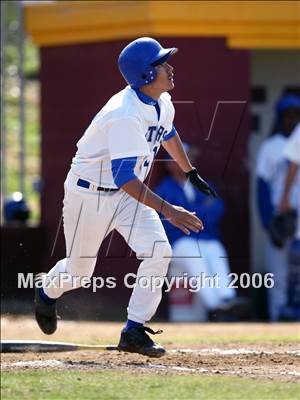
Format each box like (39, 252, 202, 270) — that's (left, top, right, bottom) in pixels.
(256, 94, 300, 321)
(34, 37, 216, 357)
(155, 144, 250, 321)
(278, 123, 300, 320)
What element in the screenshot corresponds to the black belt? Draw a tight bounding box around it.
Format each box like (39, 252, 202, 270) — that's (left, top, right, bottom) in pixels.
(77, 178, 119, 192)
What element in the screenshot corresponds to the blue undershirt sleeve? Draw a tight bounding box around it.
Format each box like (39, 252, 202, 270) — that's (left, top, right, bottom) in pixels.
(163, 125, 177, 141)
(111, 157, 137, 188)
(256, 177, 274, 230)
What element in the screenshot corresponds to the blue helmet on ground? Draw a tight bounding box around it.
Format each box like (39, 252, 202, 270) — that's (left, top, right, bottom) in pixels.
(118, 37, 178, 89)
(3, 192, 30, 224)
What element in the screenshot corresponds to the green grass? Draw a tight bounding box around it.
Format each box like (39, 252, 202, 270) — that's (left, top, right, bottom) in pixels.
(1, 370, 299, 400)
(71, 333, 300, 346)
(70, 335, 299, 346)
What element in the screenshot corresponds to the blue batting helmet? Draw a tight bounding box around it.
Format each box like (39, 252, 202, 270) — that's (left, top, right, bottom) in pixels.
(118, 37, 178, 89)
(3, 192, 30, 224)
(273, 94, 300, 132)
(276, 94, 300, 116)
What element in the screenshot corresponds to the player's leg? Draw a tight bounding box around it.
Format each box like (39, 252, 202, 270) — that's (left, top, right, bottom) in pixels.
(280, 239, 300, 320)
(171, 236, 221, 312)
(115, 196, 172, 356)
(266, 238, 289, 321)
(117, 199, 172, 322)
(198, 239, 251, 320)
(35, 172, 117, 333)
(43, 181, 116, 298)
(170, 238, 249, 321)
(197, 239, 235, 303)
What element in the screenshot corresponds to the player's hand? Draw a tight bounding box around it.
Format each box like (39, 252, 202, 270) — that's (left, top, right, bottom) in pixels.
(185, 168, 217, 198)
(162, 204, 204, 235)
(278, 197, 292, 214)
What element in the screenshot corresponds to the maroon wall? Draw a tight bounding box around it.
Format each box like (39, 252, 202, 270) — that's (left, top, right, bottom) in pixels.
(40, 37, 250, 319)
(1, 226, 45, 314)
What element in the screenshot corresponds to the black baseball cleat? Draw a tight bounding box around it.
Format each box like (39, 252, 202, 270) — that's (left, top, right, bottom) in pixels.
(118, 326, 166, 358)
(34, 275, 58, 335)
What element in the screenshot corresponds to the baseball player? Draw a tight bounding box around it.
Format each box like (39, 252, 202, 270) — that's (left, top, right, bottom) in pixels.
(279, 123, 300, 217)
(34, 37, 216, 357)
(278, 123, 300, 320)
(256, 94, 300, 321)
(155, 144, 250, 321)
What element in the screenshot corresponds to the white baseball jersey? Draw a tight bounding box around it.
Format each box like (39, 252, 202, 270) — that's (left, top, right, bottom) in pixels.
(284, 124, 300, 165)
(283, 123, 300, 239)
(71, 86, 175, 188)
(256, 132, 300, 211)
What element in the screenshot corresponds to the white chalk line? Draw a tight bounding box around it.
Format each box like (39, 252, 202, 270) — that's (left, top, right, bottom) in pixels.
(170, 348, 300, 356)
(6, 360, 64, 368)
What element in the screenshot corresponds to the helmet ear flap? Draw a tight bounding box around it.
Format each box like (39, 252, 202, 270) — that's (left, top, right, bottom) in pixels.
(141, 66, 157, 85)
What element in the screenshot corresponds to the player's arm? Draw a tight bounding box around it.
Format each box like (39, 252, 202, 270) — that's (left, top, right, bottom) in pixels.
(112, 157, 203, 235)
(278, 127, 300, 212)
(162, 131, 193, 172)
(123, 178, 203, 235)
(279, 162, 299, 212)
(162, 132, 217, 197)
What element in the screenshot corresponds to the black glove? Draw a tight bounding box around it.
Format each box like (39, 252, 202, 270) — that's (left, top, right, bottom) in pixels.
(268, 209, 297, 248)
(185, 168, 217, 198)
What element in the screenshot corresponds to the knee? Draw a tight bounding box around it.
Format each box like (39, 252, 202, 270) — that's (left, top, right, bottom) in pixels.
(66, 257, 96, 279)
(152, 240, 172, 260)
(139, 240, 172, 261)
(156, 243, 172, 277)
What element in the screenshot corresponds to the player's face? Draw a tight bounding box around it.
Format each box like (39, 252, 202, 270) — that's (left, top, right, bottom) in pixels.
(153, 62, 174, 91)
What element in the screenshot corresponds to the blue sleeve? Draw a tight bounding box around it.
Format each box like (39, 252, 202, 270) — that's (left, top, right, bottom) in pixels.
(111, 157, 137, 187)
(154, 182, 167, 200)
(193, 195, 224, 226)
(256, 177, 274, 230)
(163, 125, 177, 141)
(201, 198, 224, 226)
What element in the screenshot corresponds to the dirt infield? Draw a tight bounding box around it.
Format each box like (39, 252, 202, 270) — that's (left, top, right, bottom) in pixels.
(1, 317, 299, 381)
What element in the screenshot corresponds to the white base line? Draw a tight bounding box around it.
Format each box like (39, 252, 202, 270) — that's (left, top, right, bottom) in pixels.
(170, 348, 300, 356)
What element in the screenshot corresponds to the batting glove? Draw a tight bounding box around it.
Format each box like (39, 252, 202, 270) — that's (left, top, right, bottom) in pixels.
(185, 168, 218, 198)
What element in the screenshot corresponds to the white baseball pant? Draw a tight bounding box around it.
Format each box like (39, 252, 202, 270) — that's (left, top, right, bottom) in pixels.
(265, 238, 289, 321)
(43, 170, 172, 323)
(169, 237, 235, 311)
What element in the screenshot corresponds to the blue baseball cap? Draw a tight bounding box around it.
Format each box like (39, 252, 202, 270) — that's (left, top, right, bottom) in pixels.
(276, 94, 300, 115)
